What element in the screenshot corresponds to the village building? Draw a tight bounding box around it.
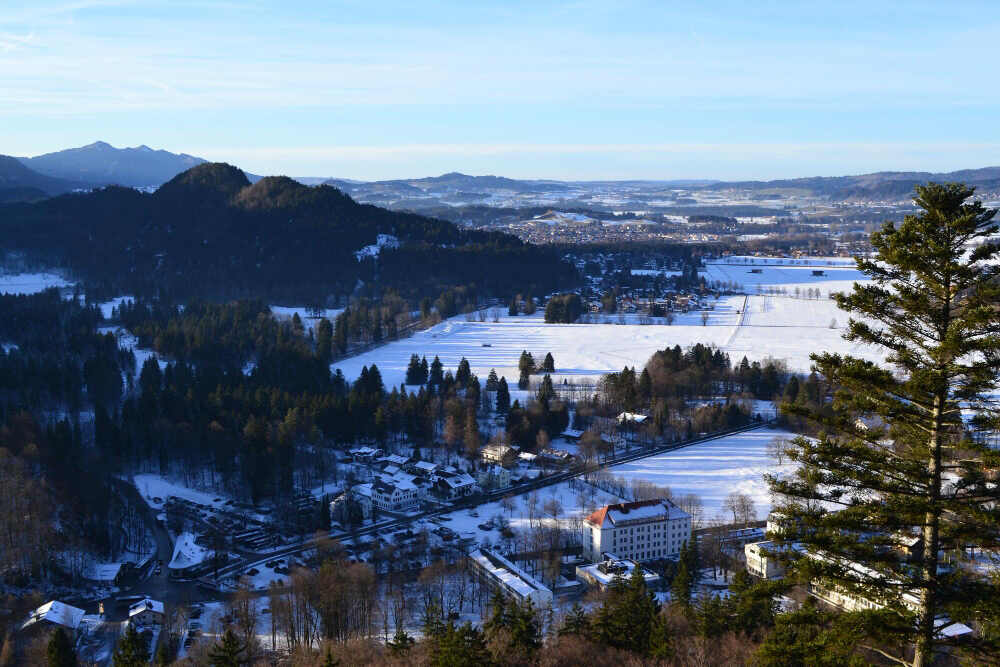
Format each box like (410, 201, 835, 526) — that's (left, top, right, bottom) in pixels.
(744, 541, 790, 580)
(377, 454, 411, 468)
(406, 460, 440, 477)
(20, 600, 85, 635)
(743, 542, 973, 638)
(469, 548, 553, 607)
(432, 470, 478, 500)
(617, 412, 648, 426)
(476, 465, 511, 490)
(371, 477, 423, 513)
(128, 598, 165, 628)
(331, 485, 373, 522)
(584, 498, 691, 562)
(538, 448, 575, 465)
(481, 443, 516, 466)
(576, 555, 661, 591)
(348, 446, 382, 462)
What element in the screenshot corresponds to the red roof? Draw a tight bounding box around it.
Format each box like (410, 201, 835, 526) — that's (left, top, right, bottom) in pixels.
(585, 499, 664, 527)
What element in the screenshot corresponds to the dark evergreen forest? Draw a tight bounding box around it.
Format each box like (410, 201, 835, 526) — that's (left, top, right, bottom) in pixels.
(0, 163, 578, 304)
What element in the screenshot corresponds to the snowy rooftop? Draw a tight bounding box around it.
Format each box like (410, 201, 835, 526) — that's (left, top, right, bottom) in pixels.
(21, 600, 85, 631)
(586, 498, 689, 528)
(469, 548, 551, 600)
(577, 556, 661, 587)
(128, 598, 165, 617)
(168, 532, 211, 570)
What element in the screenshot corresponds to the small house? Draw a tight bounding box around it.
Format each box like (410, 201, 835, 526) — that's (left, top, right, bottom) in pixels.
(481, 443, 516, 467)
(476, 465, 511, 490)
(128, 598, 164, 628)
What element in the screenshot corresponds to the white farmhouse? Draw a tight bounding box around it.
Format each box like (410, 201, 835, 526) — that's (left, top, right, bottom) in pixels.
(584, 498, 691, 562)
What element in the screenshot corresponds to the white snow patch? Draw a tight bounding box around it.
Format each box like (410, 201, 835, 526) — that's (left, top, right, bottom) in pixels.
(168, 532, 210, 570)
(354, 234, 399, 260)
(0, 271, 73, 295)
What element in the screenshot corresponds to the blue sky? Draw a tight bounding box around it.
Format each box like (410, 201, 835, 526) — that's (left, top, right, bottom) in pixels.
(2, 1, 999, 180)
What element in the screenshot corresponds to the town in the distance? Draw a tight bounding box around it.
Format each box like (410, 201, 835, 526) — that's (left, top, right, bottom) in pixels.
(1, 140, 999, 667)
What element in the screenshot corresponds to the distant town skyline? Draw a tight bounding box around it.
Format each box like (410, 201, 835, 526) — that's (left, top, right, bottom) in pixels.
(4, 1, 999, 180)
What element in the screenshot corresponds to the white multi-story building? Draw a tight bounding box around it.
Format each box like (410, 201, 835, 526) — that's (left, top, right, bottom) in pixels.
(584, 498, 691, 562)
(371, 477, 422, 512)
(744, 541, 788, 580)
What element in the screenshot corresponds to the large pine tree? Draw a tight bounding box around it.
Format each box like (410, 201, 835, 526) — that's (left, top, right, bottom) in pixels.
(46, 628, 76, 667)
(112, 625, 150, 667)
(769, 183, 1000, 665)
(206, 629, 245, 666)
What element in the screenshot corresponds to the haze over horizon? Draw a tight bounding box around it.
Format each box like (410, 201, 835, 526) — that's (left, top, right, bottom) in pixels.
(4, 1, 1000, 181)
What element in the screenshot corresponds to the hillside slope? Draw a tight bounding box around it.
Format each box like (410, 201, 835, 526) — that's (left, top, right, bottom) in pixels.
(704, 166, 1000, 199)
(0, 163, 577, 303)
(0, 155, 80, 200)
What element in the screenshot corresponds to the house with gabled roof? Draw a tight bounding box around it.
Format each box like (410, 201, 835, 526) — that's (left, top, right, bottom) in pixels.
(20, 601, 85, 635)
(128, 598, 165, 628)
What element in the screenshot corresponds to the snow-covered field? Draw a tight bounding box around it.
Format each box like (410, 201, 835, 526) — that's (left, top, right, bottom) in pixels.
(332, 292, 882, 388)
(607, 427, 796, 521)
(703, 257, 864, 295)
(0, 271, 73, 295)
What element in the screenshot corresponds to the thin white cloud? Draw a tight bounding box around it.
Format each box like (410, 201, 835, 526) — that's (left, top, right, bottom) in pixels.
(0, 31, 35, 52)
(209, 142, 1000, 160)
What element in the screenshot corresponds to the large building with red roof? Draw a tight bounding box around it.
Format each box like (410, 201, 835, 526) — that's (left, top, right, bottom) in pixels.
(584, 498, 691, 562)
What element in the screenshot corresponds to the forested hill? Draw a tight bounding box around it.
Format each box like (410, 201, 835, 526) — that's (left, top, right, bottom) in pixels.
(0, 162, 578, 303)
(704, 166, 1000, 200)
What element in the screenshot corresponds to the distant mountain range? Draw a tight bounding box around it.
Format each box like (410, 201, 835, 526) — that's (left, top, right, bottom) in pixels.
(19, 141, 206, 189)
(0, 141, 210, 202)
(4, 140, 1000, 206)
